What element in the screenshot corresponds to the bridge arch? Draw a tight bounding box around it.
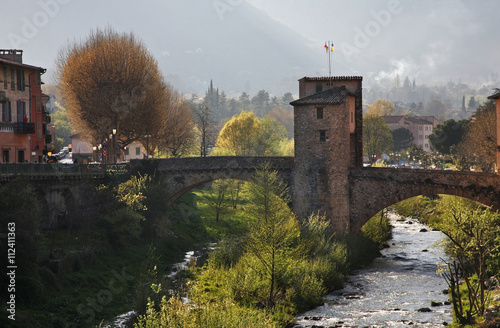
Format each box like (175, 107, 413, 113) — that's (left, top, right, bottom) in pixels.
(349, 167, 500, 231)
(129, 157, 294, 205)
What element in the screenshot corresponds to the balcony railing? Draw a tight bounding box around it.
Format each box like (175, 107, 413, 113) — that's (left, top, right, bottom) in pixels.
(14, 122, 35, 134)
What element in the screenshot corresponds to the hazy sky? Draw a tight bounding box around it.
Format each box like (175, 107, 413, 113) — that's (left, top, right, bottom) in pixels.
(1, 0, 498, 95)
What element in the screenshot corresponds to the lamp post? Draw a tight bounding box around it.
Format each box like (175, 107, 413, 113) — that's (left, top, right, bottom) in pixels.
(112, 128, 117, 163)
(92, 146, 97, 162)
(145, 134, 151, 158)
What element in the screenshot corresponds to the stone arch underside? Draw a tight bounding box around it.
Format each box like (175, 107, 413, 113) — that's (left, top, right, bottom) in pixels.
(348, 167, 500, 232)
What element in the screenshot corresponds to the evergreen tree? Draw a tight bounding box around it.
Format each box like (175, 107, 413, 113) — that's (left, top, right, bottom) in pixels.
(239, 92, 250, 112)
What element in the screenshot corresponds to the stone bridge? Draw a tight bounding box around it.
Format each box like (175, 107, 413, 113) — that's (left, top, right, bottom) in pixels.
(129, 157, 500, 232)
(349, 167, 500, 231)
(129, 156, 295, 203)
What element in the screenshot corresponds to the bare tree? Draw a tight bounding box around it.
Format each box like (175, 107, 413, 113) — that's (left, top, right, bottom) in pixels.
(194, 104, 217, 157)
(57, 27, 167, 158)
(156, 87, 197, 158)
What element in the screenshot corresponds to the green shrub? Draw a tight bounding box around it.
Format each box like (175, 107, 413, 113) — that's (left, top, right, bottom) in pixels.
(103, 207, 144, 247)
(208, 237, 243, 269)
(362, 212, 392, 248)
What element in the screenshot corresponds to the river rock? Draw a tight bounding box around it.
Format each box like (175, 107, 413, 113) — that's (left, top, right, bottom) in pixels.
(419, 228, 428, 232)
(417, 307, 432, 312)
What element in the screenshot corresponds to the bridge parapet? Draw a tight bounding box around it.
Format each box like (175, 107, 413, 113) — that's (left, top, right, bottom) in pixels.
(130, 156, 295, 172)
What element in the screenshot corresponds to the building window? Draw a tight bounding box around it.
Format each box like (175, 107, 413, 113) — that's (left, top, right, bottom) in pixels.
(17, 101, 26, 122)
(2, 67, 7, 89)
(135, 147, 140, 156)
(10, 69, 15, 91)
(419, 126, 423, 131)
(36, 95, 41, 112)
(425, 126, 429, 131)
(425, 143, 429, 149)
(316, 82, 323, 93)
(37, 121, 42, 139)
(419, 135, 423, 140)
(319, 130, 326, 142)
(16, 69, 25, 91)
(317, 107, 323, 119)
(2, 101, 11, 122)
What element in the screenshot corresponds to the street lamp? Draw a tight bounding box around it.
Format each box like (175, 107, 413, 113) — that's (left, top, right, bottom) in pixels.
(145, 134, 151, 158)
(92, 146, 97, 162)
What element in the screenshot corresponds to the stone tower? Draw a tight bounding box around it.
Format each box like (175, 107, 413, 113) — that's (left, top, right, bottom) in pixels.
(290, 76, 363, 232)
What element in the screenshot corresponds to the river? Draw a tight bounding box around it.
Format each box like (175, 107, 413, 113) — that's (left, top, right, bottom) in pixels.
(295, 213, 452, 327)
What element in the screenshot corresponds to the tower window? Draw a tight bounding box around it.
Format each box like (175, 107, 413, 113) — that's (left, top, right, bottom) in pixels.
(317, 107, 323, 119)
(319, 130, 326, 142)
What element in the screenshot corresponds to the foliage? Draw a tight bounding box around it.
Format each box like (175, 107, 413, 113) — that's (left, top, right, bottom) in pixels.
(245, 162, 300, 307)
(115, 174, 151, 211)
(51, 107, 72, 151)
(458, 100, 496, 172)
(365, 99, 395, 116)
(57, 27, 180, 155)
(156, 87, 198, 158)
(362, 210, 392, 249)
(216, 111, 289, 156)
(391, 127, 414, 152)
(408, 144, 431, 168)
(0, 178, 44, 306)
(435, 198, 500, 325)
(193, 103, 217, 157)
(202, 180, 230, 222)
(363, 114, 393, 162)
(216, 111, 262, 155)
(428, 119, 469, 155)
(134, 294, 275, 328)
(103, 207, 144, 247)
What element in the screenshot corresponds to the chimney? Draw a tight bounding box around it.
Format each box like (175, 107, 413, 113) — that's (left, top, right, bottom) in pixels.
(0, 49, 23, 63)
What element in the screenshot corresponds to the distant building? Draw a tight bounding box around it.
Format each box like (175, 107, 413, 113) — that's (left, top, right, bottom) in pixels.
(0, 49, 51, 163)
(70, 133, 146, 163)
(382, 115, 438, 152)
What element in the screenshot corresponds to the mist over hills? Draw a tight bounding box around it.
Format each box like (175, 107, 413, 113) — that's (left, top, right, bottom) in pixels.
(1, 0, 498, 98)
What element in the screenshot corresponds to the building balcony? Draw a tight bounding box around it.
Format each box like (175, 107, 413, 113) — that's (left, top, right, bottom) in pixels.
(42, 111, 51, 123)
(14, 122, 35, 134)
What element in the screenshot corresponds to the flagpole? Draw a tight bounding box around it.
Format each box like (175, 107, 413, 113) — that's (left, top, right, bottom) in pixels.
(325, 41, 334, 86)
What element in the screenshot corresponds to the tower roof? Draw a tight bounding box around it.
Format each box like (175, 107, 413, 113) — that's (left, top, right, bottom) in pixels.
(290, 86, 355, 106)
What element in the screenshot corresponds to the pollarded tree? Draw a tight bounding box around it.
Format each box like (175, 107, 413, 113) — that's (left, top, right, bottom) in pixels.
(363, 114, 393, 163)
(57, 27, 168, 152)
